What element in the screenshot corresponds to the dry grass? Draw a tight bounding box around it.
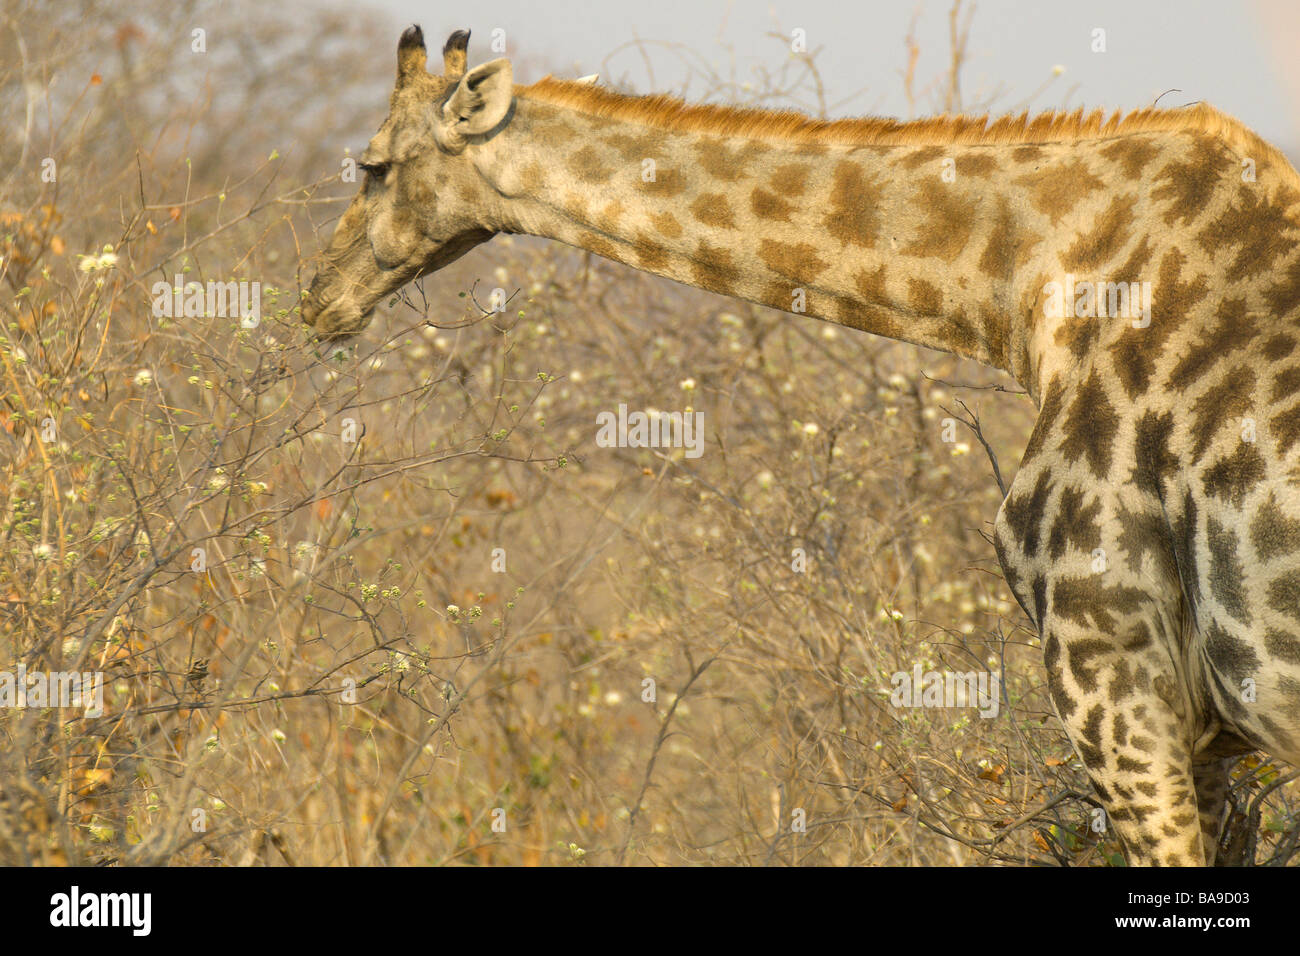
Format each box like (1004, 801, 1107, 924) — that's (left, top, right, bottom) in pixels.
(1, 0, 1297, 866)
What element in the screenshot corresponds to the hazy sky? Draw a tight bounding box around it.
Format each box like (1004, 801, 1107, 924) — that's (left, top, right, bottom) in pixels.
(365, 0, 1300, 161)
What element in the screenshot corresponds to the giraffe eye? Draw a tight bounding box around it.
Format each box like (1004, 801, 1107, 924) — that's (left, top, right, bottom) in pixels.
(359, 161, 391, 179)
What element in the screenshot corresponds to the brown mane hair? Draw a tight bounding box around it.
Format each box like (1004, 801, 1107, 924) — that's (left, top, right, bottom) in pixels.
(520, 76, 1300, 193)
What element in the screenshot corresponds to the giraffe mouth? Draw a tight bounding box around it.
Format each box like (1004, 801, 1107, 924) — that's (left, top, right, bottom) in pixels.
(302, 291, 375, 340)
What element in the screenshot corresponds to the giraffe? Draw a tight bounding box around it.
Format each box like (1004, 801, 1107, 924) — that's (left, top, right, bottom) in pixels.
(301, 25, 1300, 866)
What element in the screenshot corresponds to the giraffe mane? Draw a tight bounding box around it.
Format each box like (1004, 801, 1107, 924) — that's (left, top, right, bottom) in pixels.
(521, 76, 1300, 191)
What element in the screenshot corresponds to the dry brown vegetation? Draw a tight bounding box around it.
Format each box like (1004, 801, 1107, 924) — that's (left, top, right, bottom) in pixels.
(1, 0, 1297, 866)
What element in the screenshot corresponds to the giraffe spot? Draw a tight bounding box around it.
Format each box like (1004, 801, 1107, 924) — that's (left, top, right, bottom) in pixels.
(749, 186, 795, 222)
(998, 561, 1024, 609)
(520, 161, 547, 192)
(1280, 675, 1300, 721)
(634, 234, 669, 271)
(563, 194, 589, 221)
(1047, 487, 1102, 560)
(895, 144, 945, 171)
(1114, 235, 1154, 284)
(1171, 488, 1202, 612)
(853, 264, 889, 305)
(1099, 136, 1163, 179)
(833, 297, 903, 338)
(1050, 575, 1149, 633)
(1020, 377, 1066, 464)
(650, 212, 682, 239)
(1202, 443, 1266, 509)
(578, 231, 618, 262)
(1011, 145, 1043, 164)
(1251, 492, 1300, 561)
(1271, 403, 1300, 457)
(907, 277, 943, 314)
(945, 308, 982, 357)
(1032, 574, 1048, 632)
(1167, 298, 1257, 391)
(1151, 136, 1228, 228)
(1067, 638, 1115, 694)
(904, 179, 973, 262)
(1271, 367, 1300, 405)
(976, 302, 1009, 370)
(1189, 364, 1256, 463)
(1198, 183, 1300, 283)
(1001, 471, 1053, 558)
(758, 239, 828, 283)
(1109, 657, 1137, 702)
(602, 131, 665, 162)
(1110, 338, 1153, 401)
(954, 153, 998, 177)
(1054, 315, 1100, 362)
(690, 241, 741, 296)
(1206, 517, 1250, 625)
(690, 192, 736, 229)
(1263, 334, 1298, 361)
(1064, 194, 1136, 272)
(535, 118, 578, 142)
(642, 166, 686, 198)
(1267, 576, 1300, 626)
(1109, 249, 1209, 400)
(1264, 628, 1300, 666)
(978, 198, 1040, 281)
(595, 200, 625, 233)
(1121, 621, 1153, 653)
(1264, 258, 1300, 316)
(1082, 703, 1105, 745)
(1014, 158, 1106, 225)
(822, 161, 881, 248)
(1077, 747, 1108, 776)
(1116, 755, 1152, 774)
(769, 162, 811, 195)
(1205, 621, 1262, 681)
(568, 145, 613, 184)
(1114, 712, 1130, 746)
(691, 137, 759, 181)
(1115, 506, 1172, 577)
(760, 280, 795, 309)
(1059, 371, 1119, 478)
(1077, 744, 1105, 771)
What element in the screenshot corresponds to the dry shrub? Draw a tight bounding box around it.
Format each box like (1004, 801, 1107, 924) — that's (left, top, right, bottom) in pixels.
(1, 0, 1296, 866)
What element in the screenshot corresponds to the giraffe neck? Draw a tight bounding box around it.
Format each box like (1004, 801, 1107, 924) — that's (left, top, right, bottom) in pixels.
(475, 92, 1299, 403)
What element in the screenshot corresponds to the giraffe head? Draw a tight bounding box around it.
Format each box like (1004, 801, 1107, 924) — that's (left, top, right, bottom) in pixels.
(302, 26, 514, 337)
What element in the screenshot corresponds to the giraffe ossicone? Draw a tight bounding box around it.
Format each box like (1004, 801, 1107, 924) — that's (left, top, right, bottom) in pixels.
(302, 25, 1300, 866)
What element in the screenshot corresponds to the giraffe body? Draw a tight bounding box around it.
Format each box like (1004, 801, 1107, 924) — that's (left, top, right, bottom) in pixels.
(302, 26, 1300, 864)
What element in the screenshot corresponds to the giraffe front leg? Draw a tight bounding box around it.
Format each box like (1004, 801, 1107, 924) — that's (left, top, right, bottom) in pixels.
(1193, 759, 1231, 866)
(1042, 619, 1206, 866)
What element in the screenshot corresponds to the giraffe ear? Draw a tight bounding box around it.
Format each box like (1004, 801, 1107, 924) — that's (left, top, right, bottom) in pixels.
(440, 58, 514, 140)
